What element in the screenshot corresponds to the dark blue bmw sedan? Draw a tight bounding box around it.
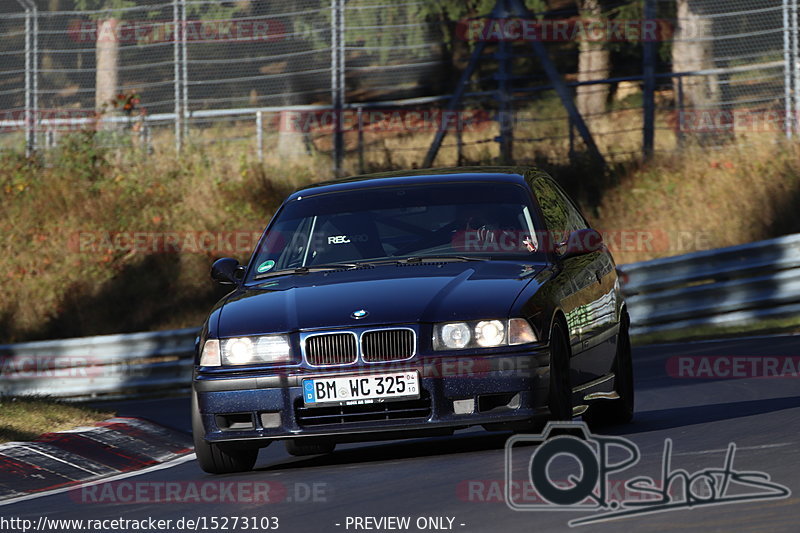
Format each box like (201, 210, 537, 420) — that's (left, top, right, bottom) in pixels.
(192, 167, 632, 473)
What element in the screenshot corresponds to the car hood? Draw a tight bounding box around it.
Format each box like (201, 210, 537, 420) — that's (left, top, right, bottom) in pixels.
(215, 261, 545, 337)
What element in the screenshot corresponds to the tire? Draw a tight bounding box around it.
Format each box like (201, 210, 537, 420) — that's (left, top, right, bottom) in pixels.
(548, 320, 573, 421)
(285, 439, 336, 457)
(191, 392, 259, 474)
(583, 312, 634, 427)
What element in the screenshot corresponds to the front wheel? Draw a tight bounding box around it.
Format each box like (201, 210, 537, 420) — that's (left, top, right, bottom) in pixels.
(584, 313, 634, 427)
(548, 320, 573, 421)
(192, 392, 259, 474)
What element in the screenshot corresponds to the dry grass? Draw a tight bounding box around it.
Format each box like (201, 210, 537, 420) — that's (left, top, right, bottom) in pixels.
(592, 140, 800, 264)
(0, 396, 114, 444)
(2, 109, 800, 342)
(0, 133, 318, 342)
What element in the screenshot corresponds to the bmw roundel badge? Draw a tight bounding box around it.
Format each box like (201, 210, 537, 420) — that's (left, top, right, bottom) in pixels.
(351, 309, 369, 319)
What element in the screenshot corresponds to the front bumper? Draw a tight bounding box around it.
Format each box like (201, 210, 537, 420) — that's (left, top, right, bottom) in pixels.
(194, 349, 550, 444)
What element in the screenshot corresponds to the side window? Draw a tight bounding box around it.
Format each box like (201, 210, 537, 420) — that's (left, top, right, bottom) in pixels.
(563, 194, 589, 233)
(530, 176, 588, 236)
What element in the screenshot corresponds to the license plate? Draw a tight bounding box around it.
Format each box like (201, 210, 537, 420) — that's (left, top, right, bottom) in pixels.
(302, 372, 419, 407)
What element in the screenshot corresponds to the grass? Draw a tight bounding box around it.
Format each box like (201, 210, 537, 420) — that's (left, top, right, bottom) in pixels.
(592, 140, 800, 265)
(0, 132, 319, 341)
(1, 107, 799, 343)
(0, 396, 115, 444)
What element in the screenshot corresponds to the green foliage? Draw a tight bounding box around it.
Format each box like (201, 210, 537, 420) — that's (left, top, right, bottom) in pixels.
(297, 0, 550, 58)
(315, 0, 430, 62)
(73, 0, 136, 20)
(419, 0, 548, 20)
(74, 0, 245, 22)
(419, 0, 548, 49)
(49, 131, 110, 184)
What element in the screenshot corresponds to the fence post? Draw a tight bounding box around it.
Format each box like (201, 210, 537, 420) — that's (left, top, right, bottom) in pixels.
(496, 38, 513, 164)
(256, 110, 264, 163)
(676, 76, 685, 147)
(793, 0, 799, 134)
(21, 1, 32, 156)
(357, 106, 365, 174)
(331, 0, 345, 177)
(173, 0, 182, 152)
(456, 112, 464, 166)
(31, 1, 38, 154)
(18, 0, 39, 155)
(642, 0, 656, 158)
(784, 0, 794, 139)
(568, 116, 575, 160)
(181, 0, 189, 143)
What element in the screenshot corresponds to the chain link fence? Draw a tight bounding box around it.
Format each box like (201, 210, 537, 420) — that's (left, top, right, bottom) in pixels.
(0, 0, 797, 172)
(656, 0, 792, 150)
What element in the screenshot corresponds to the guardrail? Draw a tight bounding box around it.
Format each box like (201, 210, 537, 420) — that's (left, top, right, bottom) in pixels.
(620, 233, 800, 338)
(1, 234, 799, 399)
(0, 328, 198, 400)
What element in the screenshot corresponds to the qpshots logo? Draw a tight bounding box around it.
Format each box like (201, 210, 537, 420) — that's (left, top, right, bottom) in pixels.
(505, 422, 790, 527)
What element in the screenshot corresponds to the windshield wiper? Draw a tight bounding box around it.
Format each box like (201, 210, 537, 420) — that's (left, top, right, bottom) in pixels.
(253, 263, 361, 280)
(397, 255, 489, 263)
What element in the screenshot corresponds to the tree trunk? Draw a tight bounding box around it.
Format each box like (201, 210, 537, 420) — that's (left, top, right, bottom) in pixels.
(576, 0, 611, 119)
(95, 18, 119, 112)
(277, 108, 309, 158)
(672, 0, 719, 110)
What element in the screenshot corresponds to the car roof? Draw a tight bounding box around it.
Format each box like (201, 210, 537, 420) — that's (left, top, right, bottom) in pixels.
(288, 166, 546, 200)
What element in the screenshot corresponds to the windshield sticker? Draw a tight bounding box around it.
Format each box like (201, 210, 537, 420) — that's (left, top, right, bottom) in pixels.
(257, 260, 276, 273)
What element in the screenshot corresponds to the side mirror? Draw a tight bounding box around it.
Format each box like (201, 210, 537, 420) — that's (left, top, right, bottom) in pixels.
(211, 258, 245, 285)
(557, 229, 604, 260)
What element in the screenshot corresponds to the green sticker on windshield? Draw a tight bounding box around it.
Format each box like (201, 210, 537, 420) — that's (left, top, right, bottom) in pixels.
(257, 260, 276, 273)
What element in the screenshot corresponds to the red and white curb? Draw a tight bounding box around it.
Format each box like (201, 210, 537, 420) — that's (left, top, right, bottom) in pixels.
(0, 417, 192, 502)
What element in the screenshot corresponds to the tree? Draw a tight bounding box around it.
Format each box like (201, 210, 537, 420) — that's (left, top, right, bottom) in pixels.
(419, 0, 615, 120)
(671, 0, 718, 110)
(74, 0, 134, 111)
(575, 0, 645, 119)
(576, 0, 609, 118)
(75, 0, 245, 112)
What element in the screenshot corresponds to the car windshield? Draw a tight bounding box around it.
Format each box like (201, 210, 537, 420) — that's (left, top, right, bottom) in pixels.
(247, 181, 544, 279)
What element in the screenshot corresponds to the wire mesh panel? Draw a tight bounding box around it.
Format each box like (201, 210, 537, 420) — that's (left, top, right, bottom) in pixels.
(0, 6, 31, 153)
(0, 0, 797, 166)
(657, 0, 790, 145)
(183, 0, 333, 111)
(343, 0, 445, 100)
(181, 0, 334, 153)
(11, 1, 181, 150)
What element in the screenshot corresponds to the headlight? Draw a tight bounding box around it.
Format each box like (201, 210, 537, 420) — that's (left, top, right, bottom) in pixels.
(225, 337, 254, 365)
(475, 320, 505, 347)
(256, 336, 292, 360)
(439, 322, 472, 349)
(433, 318, 537, 351)
(199, 335, 293, 366)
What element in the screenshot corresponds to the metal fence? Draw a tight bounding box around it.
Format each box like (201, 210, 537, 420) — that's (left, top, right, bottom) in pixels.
(0, 327, 197, 399)
(2, 234, 798, 400)
(0, 0, 798, 172)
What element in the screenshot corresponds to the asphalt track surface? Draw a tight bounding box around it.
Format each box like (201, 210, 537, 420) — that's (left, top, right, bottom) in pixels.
(5, 334, 800, 532)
